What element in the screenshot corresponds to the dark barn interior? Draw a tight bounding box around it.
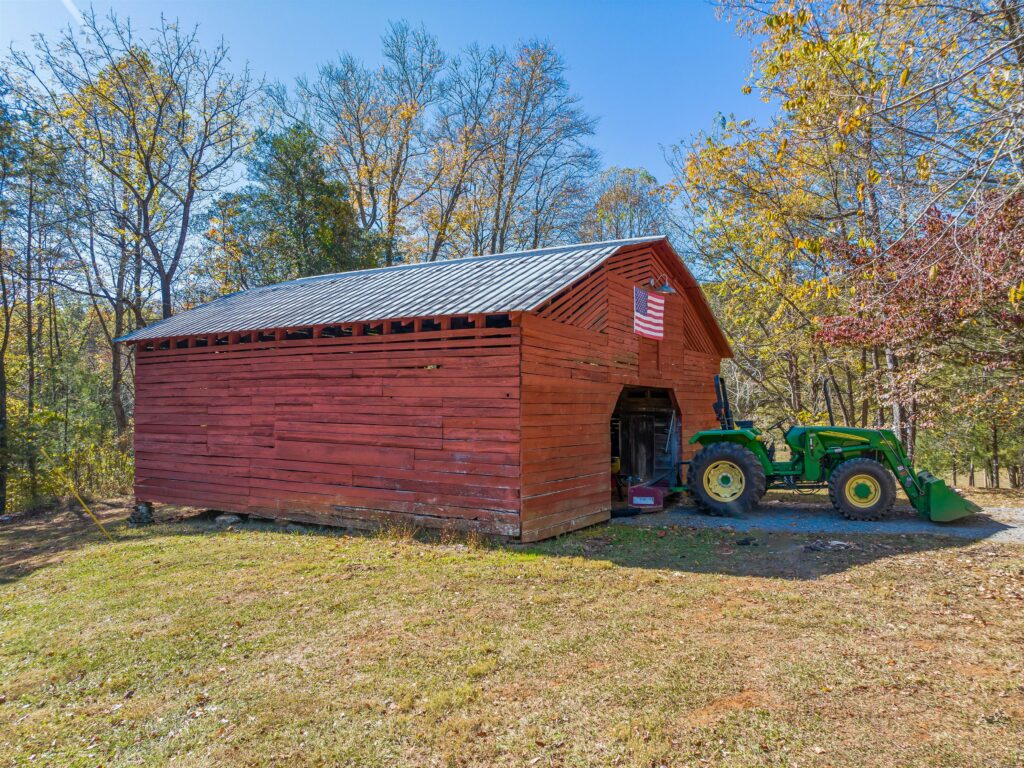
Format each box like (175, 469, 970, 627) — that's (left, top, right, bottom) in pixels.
(610, 387, 682, 503)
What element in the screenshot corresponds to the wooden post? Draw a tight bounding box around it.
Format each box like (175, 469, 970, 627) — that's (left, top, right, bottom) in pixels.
(991, 422, 1000, 489)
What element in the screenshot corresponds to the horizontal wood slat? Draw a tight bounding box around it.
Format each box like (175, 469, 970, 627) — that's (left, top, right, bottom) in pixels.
(134, 327, 523, 537)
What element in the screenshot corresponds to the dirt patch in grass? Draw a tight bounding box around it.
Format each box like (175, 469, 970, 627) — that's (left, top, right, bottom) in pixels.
(1, 505, 1023, 767)
(682, 690, 769, 728)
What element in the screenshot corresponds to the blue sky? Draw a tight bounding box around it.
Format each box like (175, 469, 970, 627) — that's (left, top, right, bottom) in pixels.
(2, 0, 767, 181)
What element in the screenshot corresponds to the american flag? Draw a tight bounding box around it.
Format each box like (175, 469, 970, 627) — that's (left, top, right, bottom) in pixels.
(633, 286, 665, 340)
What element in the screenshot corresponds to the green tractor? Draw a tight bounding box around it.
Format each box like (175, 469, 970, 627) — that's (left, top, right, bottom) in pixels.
(686, 376, 979, 522)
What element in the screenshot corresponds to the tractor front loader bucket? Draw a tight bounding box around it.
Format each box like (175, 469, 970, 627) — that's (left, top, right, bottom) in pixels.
(915, 470, 980, 522)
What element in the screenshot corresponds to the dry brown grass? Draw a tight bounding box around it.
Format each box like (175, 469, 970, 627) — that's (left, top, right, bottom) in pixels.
(958, 486, 1024, 507)
(1, 503, 1023, 767)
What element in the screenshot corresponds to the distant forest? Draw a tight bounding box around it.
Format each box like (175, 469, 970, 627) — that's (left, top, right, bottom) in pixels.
(1, 1, 1022, 512)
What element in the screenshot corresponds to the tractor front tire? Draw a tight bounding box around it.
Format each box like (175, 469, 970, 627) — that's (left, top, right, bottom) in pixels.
(688, 442, 767, 516)
(828, 458, 896, 521)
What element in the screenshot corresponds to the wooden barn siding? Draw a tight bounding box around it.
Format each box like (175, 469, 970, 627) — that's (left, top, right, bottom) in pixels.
(520, 246, 721, 542)
(133, 327, 523, 536)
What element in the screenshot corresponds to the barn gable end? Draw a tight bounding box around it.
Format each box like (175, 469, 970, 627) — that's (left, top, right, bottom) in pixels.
(519, 243, 725, 541)
(536, 242, 727, 356)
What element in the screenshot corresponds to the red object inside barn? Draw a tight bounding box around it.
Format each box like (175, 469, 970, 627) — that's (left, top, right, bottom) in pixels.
(122, 236, 731, 541)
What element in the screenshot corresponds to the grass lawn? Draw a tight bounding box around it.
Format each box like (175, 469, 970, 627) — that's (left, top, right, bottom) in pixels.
(2, 502, 1023, 767)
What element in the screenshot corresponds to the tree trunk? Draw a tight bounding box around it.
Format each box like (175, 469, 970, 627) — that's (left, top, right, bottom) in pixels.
(160, 277, 173, 320)
(133, 227, 145, 328)
(786, 352, 802, 412)
(859, 348, 869, 427)
(883, 346, 906, 447)
(872, 346, 885, 427)
(25, 175, 37, 503)
(906, 394, 918, 465)
(111, 340, 129, 437)
(0, 227, 10, 516)
(0, 308, 7, 516)
(991, 422, 1000, 489)
(0, 363, 6, 514)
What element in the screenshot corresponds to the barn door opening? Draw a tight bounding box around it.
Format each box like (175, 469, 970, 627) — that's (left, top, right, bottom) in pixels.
(610, 387, 681, 506)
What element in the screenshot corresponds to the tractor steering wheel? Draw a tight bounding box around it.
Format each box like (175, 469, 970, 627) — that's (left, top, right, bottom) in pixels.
(767, 417, 788, 433)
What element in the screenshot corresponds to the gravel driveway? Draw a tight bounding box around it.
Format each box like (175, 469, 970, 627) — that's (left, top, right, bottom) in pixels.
(613, 497, 1024, 543)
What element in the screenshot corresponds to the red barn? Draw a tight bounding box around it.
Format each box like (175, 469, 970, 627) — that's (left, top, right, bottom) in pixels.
(119, 236, 731, 541)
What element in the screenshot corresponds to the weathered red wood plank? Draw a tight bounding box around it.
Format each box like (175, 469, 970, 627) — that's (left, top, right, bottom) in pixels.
(273, 440, 416, 469)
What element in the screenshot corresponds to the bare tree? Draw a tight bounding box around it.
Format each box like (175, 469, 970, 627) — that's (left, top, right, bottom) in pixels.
(53, 148, 149, 438)
(0, 81, 24, 513)
(415, 45, 504, 261)
(10, 10, 259, 319)
(292, 31, 598, 263)
(294, 21, 445, 265)
(580, 167, 668, 241)
(477, 41, 597, 254)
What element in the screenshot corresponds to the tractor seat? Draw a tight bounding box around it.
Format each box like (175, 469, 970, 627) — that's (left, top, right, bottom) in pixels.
(736, 420, 755, 429)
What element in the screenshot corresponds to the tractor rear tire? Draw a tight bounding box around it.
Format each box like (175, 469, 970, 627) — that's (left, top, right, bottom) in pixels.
(829, 458, 896, 521)
(688, 442, 767, 516)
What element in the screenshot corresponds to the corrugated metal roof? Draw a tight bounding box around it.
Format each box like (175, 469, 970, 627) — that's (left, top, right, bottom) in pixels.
(116, 236, 665, 342)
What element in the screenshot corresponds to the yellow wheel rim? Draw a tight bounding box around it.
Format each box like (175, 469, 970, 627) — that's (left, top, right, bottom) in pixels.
(845, 474, 881, 509)
(703, 460, 745, 502)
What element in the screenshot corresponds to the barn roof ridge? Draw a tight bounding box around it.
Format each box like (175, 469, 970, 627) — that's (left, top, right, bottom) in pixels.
(276, 235, 666, 287)
(116, 235, 731, 347)
(192, 236, 666, 309)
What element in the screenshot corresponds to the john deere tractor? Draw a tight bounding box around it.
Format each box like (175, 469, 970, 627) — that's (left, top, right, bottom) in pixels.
(686, 376, 979, 522)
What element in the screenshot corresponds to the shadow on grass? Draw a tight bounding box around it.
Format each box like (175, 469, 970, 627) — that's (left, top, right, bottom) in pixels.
(523, 521, 977, 580)
(0, 499, 139, 585)
(2, 500, 1002, 585)
(538, 493, 1014, 579)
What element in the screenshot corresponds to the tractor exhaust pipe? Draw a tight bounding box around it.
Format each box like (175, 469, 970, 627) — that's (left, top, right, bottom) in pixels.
(720, 376, 735, 430)
(713, 374, 734, 430)
(712, 375, 725, 429)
